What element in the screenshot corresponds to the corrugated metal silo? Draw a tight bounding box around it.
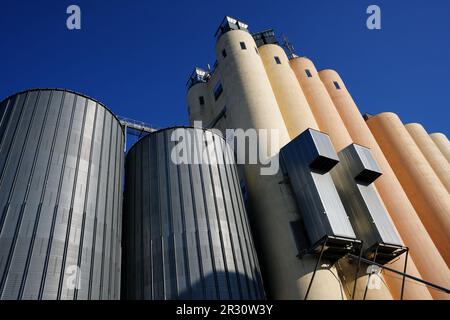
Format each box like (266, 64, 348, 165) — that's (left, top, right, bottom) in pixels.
(122, 127, 264, 300)
(0, 89, 124, 300)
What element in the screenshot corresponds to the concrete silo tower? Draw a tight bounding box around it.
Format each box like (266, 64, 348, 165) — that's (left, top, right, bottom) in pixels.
(405, 123, 450, 191)
(187, 17, 347, 300)
(366, 113, 450, 269)
(430, 133, 450, 163)
(318, 69, 447, 299)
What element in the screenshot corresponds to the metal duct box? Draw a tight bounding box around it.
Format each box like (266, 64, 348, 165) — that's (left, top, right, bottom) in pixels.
(334, 144, 405, 264)
(347, 144, 382, 184)
(280, 129, 356, 250)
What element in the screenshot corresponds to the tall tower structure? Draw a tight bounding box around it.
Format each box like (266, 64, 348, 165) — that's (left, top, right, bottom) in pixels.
(186, 16, 450, 300)
(187, 17, 349, 300)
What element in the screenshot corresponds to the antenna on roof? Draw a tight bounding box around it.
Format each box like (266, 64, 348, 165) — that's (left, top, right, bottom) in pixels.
(282, 34, 297, 59)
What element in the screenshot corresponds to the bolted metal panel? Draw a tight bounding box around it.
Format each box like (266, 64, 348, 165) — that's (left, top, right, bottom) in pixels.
(280, 129, 356, 247)
(122, 127, 264, 300)
(0, 89, 124, 300)
(331, 144, 404, 262)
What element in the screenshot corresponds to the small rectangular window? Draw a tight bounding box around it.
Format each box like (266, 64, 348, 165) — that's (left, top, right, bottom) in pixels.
(240, 42, 247, 50)
(214, 82, 223, 101)
(199, 96, 205, 105)
(222, 49, 227, 58)
(305, 69, 312, 78)
(274, 56, 281, 64)
(333, 81, 341, 90)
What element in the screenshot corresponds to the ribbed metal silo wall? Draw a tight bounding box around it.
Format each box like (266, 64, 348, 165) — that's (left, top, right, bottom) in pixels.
(122, 127, 264, 300)
(0, 89, 124, 300)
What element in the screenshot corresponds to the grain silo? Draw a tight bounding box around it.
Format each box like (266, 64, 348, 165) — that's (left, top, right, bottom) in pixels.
(121, 127, 264, 299)
(0, 89, 124, 300)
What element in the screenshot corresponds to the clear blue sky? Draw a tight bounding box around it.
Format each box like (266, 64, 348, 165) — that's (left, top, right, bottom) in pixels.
(1, 0, 449, 136)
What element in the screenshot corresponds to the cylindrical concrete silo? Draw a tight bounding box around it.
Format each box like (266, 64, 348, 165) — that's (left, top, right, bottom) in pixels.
(0, 89, 124, 300)
(367, 113, 450, 266)
(289, 57, 352, 152)
(405, 123, 450, 191)
(187, 69, 213, 127)
(318, 69, 444, 299)
(258, 44, 319, 138)
(122, 127, 264, 300)
(213, 27, 347, 300)
(430, 133, 450, 163)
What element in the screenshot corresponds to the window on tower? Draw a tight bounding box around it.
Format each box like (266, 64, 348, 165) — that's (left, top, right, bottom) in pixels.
(222, 49, 227, 58)
(333, 81, 341, 90)
(214, 82, 223, 101)
(240, 42, 247, 50)
(274, 56, 281, 64)
(199, 96, 205, 105)
(305, 69, 312, 78)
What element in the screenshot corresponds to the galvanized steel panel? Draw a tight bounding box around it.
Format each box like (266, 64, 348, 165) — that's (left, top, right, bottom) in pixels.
(122, 127, 264, 300)
(0, 89, 124, 300)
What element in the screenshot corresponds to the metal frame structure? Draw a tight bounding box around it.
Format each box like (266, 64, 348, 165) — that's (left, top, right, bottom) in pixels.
(303, 235, 363, 300)
(118, 116, 156, 152)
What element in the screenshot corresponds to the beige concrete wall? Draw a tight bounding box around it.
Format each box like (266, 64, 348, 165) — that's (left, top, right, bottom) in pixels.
(259, 44, 319, 137)
(211, 30, 345, 299)
(406, 123, 450, 191)
(367, 113, 450, 269)
(187, 82, 212, 126)
(318, 69, 443, 299)
(430, 133, 450, 163)
(289, 57, 352, 151)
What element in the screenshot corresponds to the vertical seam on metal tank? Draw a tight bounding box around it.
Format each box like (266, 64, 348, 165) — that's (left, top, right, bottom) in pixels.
(107, 122, 119, 299)
(147, 137, 153, 299)
(211, 134, 242, 299)
(0, 91, 42, 297)
(114, 128, 124, 299)
(99, 115, 114, 299)
(0, 93, 29, 199)
(0, 96, 22, 161)
(0, 91, 35, 235)
(163, 131, 177, 299)
(39, 92, 77, 299)
(186, 129, 206, 298)
(57, 96, 88, 300)
(87, 110, 106, 300)
(130, 141, 137, 298)
(175, 131, 192, 299)
(203, 134, 232, 298)
(116, 134, 124, 299)
(73, 103, 98, 300)
(217, 137, 252, 299)
(19, 91, 64, 299)
(0, 99, 11, 137)
(139, 135, 145, 298)
(194, 130, 220, 299)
